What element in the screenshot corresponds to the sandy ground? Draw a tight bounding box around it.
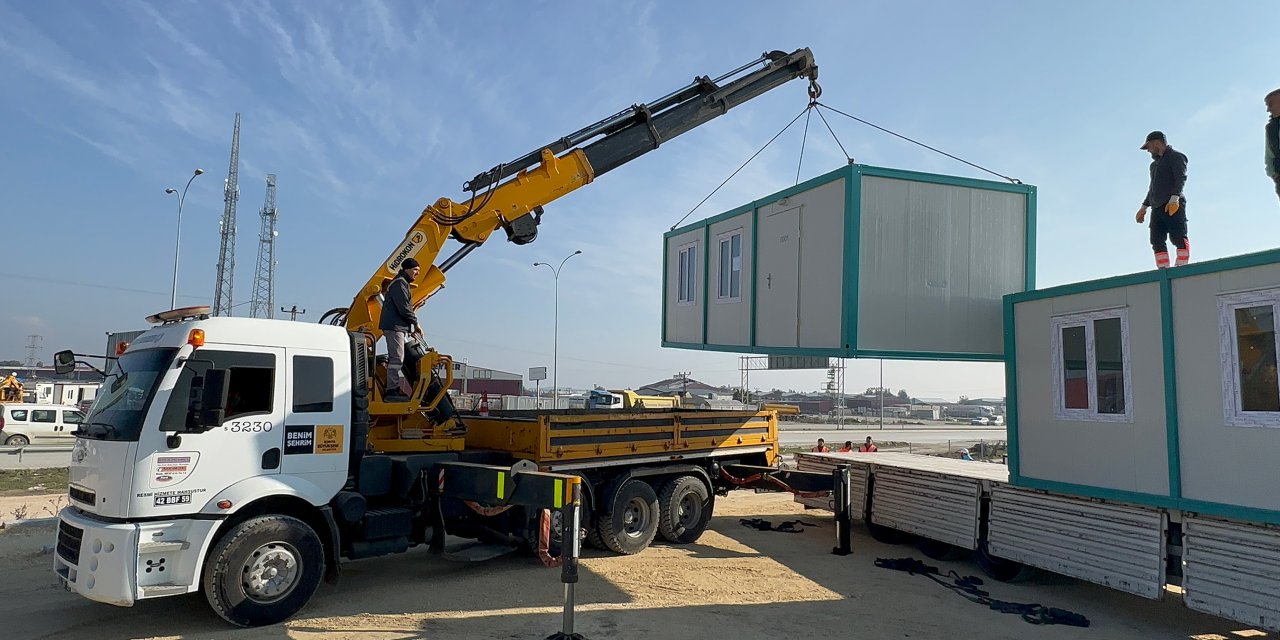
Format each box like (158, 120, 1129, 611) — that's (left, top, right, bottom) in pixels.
(0, 492, 1265, 640)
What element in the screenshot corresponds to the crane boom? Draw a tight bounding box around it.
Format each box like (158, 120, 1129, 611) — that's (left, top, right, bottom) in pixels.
(338, 48, 818, 344)
(331, 48, 818, 451)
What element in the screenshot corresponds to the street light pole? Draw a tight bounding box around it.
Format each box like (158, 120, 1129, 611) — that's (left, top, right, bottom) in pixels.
(165, 168, 205, 309)
(534, 250, 582, 409)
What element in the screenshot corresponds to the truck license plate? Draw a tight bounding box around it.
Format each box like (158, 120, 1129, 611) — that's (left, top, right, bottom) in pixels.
(154, 494, 192, 506)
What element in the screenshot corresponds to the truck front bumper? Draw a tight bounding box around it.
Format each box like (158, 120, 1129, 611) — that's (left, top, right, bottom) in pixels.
(54, 507, 220, 607)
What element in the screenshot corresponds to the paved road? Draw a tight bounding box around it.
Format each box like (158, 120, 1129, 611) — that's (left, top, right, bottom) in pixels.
(780, 424, 1005, 448)
(0, 449, 71, 470)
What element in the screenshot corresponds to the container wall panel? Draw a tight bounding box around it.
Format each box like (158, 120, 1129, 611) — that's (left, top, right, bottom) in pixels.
(857, 176, 1027, 356)
(988, 485, 1165, 599)
(1183, 515, 1280, 631)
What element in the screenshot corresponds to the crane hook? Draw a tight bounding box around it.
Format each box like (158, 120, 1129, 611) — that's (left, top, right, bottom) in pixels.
(807, 78, 822, 105)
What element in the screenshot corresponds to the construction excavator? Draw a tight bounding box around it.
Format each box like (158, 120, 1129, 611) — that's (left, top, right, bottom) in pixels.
(0, 373, 23, 404)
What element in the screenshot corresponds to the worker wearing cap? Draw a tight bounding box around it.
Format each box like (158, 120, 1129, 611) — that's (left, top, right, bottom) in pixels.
(1135, 131, 1190, 268)
(380, 258, 421, 402)
(1265, 89, 1280, 202)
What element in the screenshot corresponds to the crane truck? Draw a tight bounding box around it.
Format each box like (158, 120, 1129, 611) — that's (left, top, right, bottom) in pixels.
(50, 49, 829, 627)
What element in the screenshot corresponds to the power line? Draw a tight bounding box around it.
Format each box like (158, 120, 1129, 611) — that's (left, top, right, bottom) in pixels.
(0, 272, 208, 301)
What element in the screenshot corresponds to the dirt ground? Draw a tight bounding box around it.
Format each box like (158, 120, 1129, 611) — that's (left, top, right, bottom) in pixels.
(0, 492, 1266, 640)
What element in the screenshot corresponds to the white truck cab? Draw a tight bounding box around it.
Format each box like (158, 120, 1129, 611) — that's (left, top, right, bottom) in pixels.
(55, 311, 354, 622)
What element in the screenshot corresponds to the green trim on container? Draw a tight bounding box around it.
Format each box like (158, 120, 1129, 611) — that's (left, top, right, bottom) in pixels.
(1007, 270, 1163, 304)
(749, 205, 759, 347)
(665, 202, 755, 239)
(1003, 295, 1020, 479)
(1163, 246, 1280, 279)
(665, 167, 847, 238)
(856, 163, 1036, 195)
(1009, 476, 1179, 509)
(701, 225, 710, 344)
(1178, 499, 1280, 527)
(1024, 185, 1037, 291)
(844, 166, 860, 351)
(851, 349, 1003, 362)
(1159, 275, 1182, 501)
(661, 236, 669, 344)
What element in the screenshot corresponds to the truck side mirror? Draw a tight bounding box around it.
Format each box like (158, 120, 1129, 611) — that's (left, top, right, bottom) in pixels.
(54, 350, 76, 375)
(188, 368, 230, 431)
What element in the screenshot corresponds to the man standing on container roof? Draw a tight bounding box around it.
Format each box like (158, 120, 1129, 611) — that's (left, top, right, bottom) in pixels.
(1135, 131, 1190, 268)
(1265, 89, 1280, 202)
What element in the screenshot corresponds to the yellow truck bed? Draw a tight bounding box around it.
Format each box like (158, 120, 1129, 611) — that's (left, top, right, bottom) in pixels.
(463, 409, 778, 469)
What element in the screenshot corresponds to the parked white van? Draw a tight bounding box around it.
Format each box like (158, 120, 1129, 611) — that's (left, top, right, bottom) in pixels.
(0, 403, 84, 445)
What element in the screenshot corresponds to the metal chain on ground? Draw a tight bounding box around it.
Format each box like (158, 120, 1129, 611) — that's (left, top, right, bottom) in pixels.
(816, 102, 1022, 184)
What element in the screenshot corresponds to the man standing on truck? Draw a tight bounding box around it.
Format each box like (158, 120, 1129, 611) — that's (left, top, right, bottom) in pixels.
(1135, 131, 1190, 268)
(1265, 89, 1280, 203)
(380, 257, 420, 402)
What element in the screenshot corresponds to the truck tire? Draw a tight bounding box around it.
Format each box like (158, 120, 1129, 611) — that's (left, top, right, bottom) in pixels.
(657, 476, 712, 544)
(202, 515, 325, 627)
(596, 479, 659, 555)
(4, 434, 29, 446)
(914, 536, 967, 561)
(975, 539, 1033, 583)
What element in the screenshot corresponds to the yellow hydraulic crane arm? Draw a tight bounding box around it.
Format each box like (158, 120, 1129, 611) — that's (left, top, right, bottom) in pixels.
(330, 48, 819, 345)
(343, 148, 594, 343)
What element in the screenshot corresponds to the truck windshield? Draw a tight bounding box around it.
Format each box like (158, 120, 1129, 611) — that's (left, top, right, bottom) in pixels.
(82, 348, 176, 442)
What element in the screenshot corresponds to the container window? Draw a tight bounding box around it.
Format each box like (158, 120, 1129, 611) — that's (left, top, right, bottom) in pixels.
(1051, 309, 1132, 422)
(677, 243, 697, 305)
(1094, 317, 1127, 414)
(717, 231, 743, 302)
(1219, 290, 1280, 427)
(292, 356, 335, 413)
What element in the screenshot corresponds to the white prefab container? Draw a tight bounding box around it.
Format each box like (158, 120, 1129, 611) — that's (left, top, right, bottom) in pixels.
(1006, 249, 1280, 629)
(662, 164, 1036, 360)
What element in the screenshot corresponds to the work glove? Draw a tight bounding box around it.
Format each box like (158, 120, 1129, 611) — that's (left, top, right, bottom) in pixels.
(1165, 195, 1181, 215)
(1135, 206, 1147, 224)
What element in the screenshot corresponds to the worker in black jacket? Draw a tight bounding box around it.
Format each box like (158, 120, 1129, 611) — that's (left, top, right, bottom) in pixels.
(1135, 131, 1189, 268)
(379, 258, 420, 402)
(1266, 89, 1280, 202)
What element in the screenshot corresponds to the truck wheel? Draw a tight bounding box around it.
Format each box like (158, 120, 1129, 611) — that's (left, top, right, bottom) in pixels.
(915, 536, 967, 561)
(202, 515, 325, 627)
(657, 476, 712, 544)
(867, 520, 908, 544)
(975, 539, 1033, 583)
(596, 479, 659, 555)
(4, 434, 29, 446)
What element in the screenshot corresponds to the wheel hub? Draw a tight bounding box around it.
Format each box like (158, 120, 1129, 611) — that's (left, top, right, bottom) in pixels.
(623, 498, 649, 537)
(242, 542, 300, 603)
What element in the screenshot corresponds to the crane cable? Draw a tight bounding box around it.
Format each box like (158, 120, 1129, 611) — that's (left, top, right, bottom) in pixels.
(669, 105, 811, 231)
(815, 102, 1022, 184)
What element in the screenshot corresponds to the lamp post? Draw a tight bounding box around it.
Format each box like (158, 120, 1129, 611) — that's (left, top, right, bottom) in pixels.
(534, 250, 582, 408)
(165, 168, 205, 309)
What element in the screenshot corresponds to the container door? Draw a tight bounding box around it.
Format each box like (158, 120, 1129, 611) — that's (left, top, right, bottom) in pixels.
(756, 206, 802, 347)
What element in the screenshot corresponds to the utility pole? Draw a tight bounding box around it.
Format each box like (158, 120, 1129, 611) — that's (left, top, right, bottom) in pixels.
(279, 305, 306, 321)
(212, 113, 241, 316)
(250, 174, 278, 318)
(24, 335, 42, 368)
(675, 371, 691, 395)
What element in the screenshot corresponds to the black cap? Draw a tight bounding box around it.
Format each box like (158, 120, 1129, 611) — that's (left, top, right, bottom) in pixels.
(1140, 130, 1166, 150)
(401, 258, 420, 270)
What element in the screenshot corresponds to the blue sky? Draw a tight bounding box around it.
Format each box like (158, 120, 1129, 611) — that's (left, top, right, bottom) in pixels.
(1, 1, 1276, 399)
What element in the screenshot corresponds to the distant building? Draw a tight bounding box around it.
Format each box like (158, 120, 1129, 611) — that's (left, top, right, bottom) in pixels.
(637, 376, 734, 400)
(446, 362, 522, 397)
